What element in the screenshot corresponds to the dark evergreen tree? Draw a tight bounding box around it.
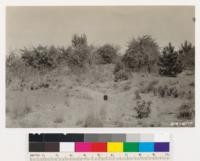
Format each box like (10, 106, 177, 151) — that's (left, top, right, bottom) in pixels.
(179, 41, 195, 69)
(158, 43, 183, 77)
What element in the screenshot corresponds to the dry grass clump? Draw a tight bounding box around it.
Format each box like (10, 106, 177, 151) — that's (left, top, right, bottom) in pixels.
(10, 104, 33, 119)
(54, 117, 64, 124)
(83, 112, 103, 127)
(123, 81, 132, 91)
(30, 82, 50, 90)
(87, 64, 114, 83)
(140, 80, 159, 93)
(155, 85, 178, 98)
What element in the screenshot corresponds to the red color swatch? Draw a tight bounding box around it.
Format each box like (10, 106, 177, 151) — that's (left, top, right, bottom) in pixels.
(91, 142, 107, 152)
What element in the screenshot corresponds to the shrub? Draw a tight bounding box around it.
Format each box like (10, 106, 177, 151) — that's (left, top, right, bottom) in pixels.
(187, 90, 193, 100)
(157, 86, 166, 97)
(21, 45, 57, 70)
(123, 83, 131, 91)
(168, 87, 178, 98)
(122, 35, 159, 72)
(158, 43, 183, 77)
(177, 102, 194, 120)
(113, 59, 125, 74)
(56, 46, 72, 65)
(6, 52, 25, 79)
(189, 82, 194, 87)
(134, 100, 151, 119)
(134, 90, 141, 100)
(6, 51, 41, 88)
(6, 51, 20, 69)
(95, 44, 118, 64)
(114, 70, 129, 82)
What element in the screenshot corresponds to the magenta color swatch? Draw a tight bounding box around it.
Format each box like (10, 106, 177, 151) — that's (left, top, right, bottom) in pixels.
(75, 142, 92, 152)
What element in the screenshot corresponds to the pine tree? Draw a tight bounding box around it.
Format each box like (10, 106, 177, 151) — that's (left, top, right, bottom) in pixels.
(179, 41, 195, 69)
(158, 43, 183, 77)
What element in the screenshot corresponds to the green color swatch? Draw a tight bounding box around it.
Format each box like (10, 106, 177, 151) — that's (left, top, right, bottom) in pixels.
(123, 142, 139, 152)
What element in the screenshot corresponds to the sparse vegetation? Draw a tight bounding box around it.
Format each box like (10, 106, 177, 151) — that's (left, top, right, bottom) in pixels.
(6, 33, 195, 127)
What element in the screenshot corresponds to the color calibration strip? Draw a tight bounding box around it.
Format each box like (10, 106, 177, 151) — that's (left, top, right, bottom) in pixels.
(29, 133, 170, 153)
(29, 152, 170, 161)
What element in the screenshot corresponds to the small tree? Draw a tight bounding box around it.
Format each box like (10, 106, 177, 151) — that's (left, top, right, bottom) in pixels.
(158, 43, 183, 77)
(68, 45, 90, 68)
(67, 34, 91, 71)
(122, 35, 160, 73)
(71, 34, 87, 48)
(95, 44, 118, 64)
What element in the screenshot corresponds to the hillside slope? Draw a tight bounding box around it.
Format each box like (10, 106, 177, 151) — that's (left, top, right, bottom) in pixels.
(6, 64, 195, 127)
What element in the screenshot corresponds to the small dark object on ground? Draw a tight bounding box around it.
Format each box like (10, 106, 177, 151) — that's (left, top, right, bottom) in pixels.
(104, 95, 108, 101)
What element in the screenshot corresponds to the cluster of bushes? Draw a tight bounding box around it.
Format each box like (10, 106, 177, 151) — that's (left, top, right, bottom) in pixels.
(113, 37, 194, 80)
(19, 34, 92, 72)
(138, 80, 193, 99)
(7, 33, 195, 79)
(7, 34, 120, 74)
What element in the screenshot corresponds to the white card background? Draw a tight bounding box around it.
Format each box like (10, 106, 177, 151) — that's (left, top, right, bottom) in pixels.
(0, 0, 200, 161)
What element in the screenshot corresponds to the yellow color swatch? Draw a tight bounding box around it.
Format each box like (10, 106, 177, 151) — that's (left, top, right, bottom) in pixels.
(107, 142, 123, 152)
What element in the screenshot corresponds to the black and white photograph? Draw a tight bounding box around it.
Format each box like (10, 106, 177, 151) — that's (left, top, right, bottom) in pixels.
(6, 6, 195, 127)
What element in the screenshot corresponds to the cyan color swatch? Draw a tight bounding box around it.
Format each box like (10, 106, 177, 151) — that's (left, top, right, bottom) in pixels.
(139, 142, 154, 152)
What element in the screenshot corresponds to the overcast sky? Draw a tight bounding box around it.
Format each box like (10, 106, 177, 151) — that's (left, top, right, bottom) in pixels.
(6, 6, 195, 53)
